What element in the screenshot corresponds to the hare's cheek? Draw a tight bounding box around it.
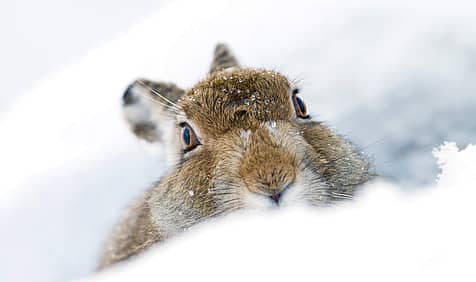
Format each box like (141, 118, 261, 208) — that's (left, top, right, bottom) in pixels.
(278, 168, 329, 207)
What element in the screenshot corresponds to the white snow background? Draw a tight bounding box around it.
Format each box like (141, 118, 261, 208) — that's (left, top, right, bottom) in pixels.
(0, 0, 475, 281)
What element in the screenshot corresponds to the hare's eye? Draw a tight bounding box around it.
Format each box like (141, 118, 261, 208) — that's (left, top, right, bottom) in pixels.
(292, 93, 309, 119)
(180, 123, 200, 152)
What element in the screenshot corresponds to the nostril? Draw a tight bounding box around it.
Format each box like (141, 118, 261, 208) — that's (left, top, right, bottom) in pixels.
(122, 84, 137, 105)
(270, 193, 282, 204)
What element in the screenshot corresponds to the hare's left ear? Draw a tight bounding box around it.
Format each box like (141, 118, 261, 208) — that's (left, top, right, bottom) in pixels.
(122, 43, 238, 143)
(209, 43, 240, 74)
(122, 79, 185, 143)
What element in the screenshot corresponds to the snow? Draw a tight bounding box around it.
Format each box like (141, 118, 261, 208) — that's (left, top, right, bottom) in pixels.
(0, 0, 475, 281)
(82, 142, 476, 282)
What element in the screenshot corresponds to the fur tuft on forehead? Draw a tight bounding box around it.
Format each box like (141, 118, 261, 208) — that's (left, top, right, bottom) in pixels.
(179, 68, 294, 137)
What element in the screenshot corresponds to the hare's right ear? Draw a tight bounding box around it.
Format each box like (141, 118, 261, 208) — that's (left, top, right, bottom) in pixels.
(209, 43, 240, 73)
(122, 79, 184, 143)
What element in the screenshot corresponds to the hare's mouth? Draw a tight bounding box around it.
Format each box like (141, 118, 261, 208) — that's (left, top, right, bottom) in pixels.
(243, 185, 293, 209)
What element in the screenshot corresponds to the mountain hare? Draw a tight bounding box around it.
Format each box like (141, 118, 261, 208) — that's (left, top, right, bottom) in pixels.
(99, 44, 372, 269)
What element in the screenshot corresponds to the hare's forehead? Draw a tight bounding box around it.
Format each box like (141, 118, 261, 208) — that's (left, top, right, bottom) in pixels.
(179, 69, 295, 132)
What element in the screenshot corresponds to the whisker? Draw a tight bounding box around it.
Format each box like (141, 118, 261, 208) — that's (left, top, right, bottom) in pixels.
(137, 79, 182, 110)
(136, 80, 179, 106)
(135, 92, 186, 120)
(358, 134, 394, 151)
(138, 91, 178, 111)
(290, 74, 305, 90)
(330, 192, 353, 199)
(209, 191, 241, 197)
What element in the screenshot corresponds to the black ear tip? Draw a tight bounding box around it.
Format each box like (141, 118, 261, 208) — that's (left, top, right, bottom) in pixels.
(122, 84, 137, 105)
(210, 43, 239, 74)
(214, 43, 230, 55)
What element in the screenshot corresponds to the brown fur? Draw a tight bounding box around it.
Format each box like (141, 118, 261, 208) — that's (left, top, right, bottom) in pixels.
(98, 44, 372, 269)
(181, 69, 293, 138)
(239, 126, 297, 196)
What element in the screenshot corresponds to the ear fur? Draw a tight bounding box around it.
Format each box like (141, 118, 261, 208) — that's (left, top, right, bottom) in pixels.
(123, 43, 239, 143)
(209, 43, 240, 73)
(122, 79, 184, 143)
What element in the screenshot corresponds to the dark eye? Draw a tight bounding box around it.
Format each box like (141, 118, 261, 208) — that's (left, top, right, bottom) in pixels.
(292, 93, 309, 119)
(180, 123, 200, 152)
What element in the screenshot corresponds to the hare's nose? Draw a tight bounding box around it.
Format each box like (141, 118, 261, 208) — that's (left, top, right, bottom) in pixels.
(250, 182, 290, 205)
(269, 182, 293, 205)
(241, 160, 296, 204)
(270, 192, 282, 204)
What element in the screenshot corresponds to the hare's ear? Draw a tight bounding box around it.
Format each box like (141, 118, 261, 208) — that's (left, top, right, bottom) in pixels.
(209, 43, 240, 74)
(122, 79, 184, 143)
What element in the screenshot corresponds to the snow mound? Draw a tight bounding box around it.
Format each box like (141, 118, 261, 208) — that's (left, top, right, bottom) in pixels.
(83, 143, 476, 282)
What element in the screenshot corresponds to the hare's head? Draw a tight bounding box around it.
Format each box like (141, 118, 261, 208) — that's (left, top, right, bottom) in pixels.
(122, 44, 371, 229)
